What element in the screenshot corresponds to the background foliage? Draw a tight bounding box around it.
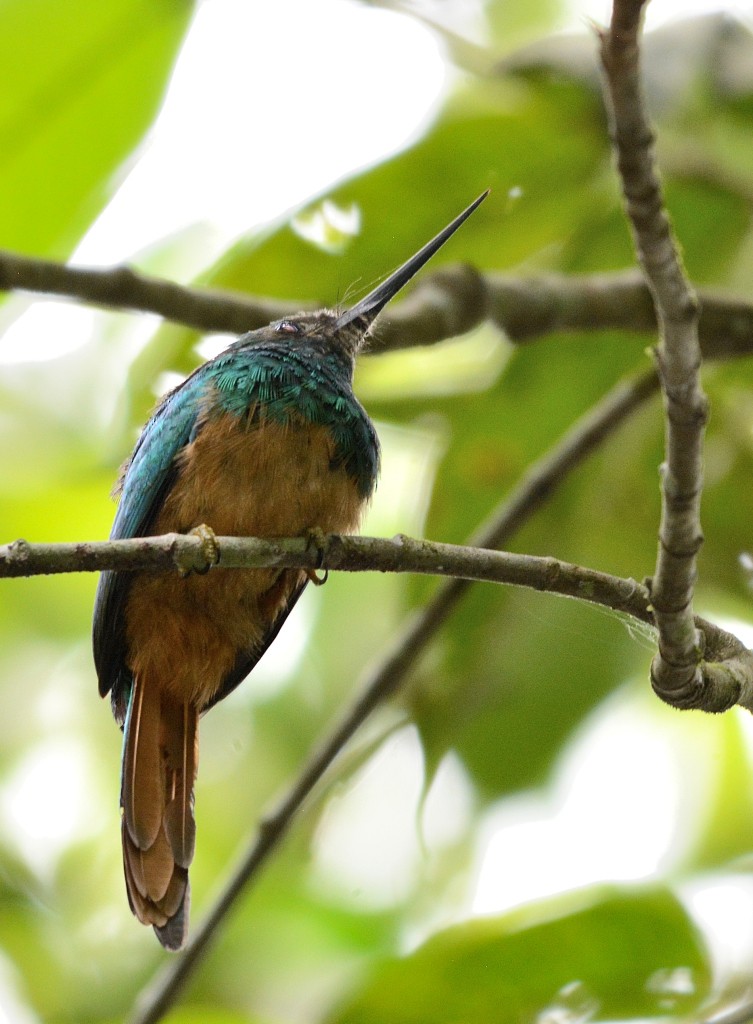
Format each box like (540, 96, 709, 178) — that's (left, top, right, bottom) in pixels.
(3, 0, 753, 1021)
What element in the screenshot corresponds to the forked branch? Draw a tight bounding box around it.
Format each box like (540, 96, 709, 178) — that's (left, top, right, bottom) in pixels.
(600, 0, 720, 710)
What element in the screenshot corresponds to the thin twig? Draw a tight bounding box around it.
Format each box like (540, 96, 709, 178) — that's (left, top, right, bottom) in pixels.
(3, 247, 753, 357)
(600, 1, 709, 708)
(129, 365, 689, 1024)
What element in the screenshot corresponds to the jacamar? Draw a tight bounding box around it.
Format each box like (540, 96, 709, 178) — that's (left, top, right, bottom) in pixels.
(92, 191, 487, 950)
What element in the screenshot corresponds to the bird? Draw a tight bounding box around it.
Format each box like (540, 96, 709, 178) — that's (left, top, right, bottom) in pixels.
(92, 190, 488, 950)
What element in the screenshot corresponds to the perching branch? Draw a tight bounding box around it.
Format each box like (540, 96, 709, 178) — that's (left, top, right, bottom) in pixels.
(6, 531, 747, 679)
(4, 247, 753, 358)
(0, 531, 657, 618)
(600, 1, 709, 709)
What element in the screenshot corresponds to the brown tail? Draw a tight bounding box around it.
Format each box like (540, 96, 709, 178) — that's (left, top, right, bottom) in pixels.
(120, 674, 198, 950)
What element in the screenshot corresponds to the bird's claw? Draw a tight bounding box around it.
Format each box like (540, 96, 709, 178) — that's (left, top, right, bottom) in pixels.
(304, 527, 329, 586)
(181, 523, 220, 577)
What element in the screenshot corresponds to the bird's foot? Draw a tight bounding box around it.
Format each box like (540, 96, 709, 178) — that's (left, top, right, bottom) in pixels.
(180, 523, 220, 577)
(304, 527, 329, 586)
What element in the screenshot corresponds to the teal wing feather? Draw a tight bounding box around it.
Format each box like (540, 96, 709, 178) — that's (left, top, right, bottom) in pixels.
(93, 372, 206, 716)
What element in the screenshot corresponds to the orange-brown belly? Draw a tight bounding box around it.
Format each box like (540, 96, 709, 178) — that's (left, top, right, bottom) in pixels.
(125, 414, 368, 706)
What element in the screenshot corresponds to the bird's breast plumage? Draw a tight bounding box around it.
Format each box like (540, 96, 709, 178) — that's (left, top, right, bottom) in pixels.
(205, 340, 379, 498)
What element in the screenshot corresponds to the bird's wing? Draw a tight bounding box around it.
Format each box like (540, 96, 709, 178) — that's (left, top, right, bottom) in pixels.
(201, 575, 309, 713)
(93, 377, 205, 710)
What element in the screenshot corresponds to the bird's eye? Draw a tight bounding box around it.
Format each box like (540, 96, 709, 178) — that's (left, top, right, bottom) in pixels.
(275, 320, 301, 335)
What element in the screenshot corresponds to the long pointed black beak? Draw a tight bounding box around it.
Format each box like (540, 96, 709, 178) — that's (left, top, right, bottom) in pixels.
(334, 189, 489, 334)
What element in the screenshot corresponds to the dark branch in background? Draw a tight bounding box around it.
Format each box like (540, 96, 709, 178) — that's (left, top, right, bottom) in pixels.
(0, 250, 294, 334)
(3, 248, 753, 358)
(481, 272, 753, 362)
(600, 2, 714, 709)
(129, 365, 674, 1024)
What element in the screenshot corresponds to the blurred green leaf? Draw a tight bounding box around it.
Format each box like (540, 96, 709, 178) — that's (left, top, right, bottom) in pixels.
(484, 0, 565, 52)
(327, 886, 711, 1024)
(162, 1012, 267, 1024)
(0, 0, 195, 258)
(682, 707, 753, 872)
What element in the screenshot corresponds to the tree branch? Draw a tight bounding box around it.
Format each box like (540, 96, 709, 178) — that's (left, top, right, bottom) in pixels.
(0, 250, 292, 335)
(0, 531, 658, 619)
(3, 247, 753, 358)
(5, 530, 746, 676)
(600, 1, 709, 709)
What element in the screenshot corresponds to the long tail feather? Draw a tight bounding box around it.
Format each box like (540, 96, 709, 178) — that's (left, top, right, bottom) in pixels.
(163, 701, 198, 868)
(122, 674, 162, 848)
(120, 676, 198, 950)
